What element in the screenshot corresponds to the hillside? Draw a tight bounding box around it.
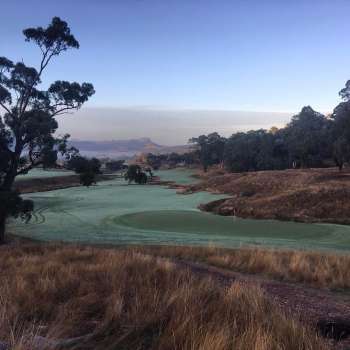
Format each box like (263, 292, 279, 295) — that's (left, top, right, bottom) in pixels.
(69, 138, 189, 158)
(187, 167, 350, 224)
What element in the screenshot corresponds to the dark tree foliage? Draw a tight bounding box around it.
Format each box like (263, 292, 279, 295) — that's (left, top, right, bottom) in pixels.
(224, 129, 288, 172)
(79, 171, 97, 187)
(192, 81, 350, 174)
(145, 153, 164, 170)
(66, 155, 101, 186)
(189, 132, 226, 171)
(330, 81, 350, 170)
(339, 80, 350, 101)
(283, 106, 332, 168)
(0, 17, 95, 243)
(0, 190, 33, 238)
(182, 151, 200, 166)
(221, 109, 332, 173)
(145, 167, 154, 179)
(66, 155, 88, 173)
(105, 160, 125, 172)
(332, 136, 350, 171)
(145, 151, 198, 170)
(124, 165, 148, 184)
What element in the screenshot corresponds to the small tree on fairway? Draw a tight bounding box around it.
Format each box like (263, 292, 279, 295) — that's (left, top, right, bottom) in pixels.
(67, 155, 101, 186)
(124, 164, 148, 184)
(0, 17, 95, 243)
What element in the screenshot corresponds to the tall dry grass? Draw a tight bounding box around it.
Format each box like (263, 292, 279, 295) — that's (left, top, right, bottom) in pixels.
(137, 245, 350, 290)
(0, 244, 327, 350)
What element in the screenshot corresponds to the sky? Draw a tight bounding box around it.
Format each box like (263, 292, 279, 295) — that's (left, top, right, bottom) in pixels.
(1, 0, 349, 144)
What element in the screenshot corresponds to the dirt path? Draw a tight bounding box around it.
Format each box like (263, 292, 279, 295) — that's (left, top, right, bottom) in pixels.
(168, 257, 350, 349)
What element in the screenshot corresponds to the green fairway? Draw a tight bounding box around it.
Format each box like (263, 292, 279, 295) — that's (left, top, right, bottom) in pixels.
(11, 168, 350, 251)
(16, 168, 75, 180)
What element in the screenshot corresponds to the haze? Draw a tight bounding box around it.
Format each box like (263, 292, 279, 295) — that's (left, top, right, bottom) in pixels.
(1, 0, 349, 144)
(58, 107, 291, 145)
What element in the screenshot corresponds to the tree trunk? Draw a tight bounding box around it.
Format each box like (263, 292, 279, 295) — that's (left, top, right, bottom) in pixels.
(0, 214, 6, 245)
(334, 158, 344, 172)
(2, 170, 16, 191)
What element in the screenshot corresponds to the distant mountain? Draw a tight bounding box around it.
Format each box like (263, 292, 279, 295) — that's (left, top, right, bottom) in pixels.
(69, 138, 190, 159)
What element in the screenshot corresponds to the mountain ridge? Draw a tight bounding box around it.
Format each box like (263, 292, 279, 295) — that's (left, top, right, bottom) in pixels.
(69, 138, 189, 159)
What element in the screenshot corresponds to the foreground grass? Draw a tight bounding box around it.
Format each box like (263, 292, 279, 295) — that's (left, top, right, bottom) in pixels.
(0, 244, 326, 350)
(137, 245, 350, 290)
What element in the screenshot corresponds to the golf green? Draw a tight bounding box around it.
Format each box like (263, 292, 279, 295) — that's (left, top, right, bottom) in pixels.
(11, 168, 350, 251)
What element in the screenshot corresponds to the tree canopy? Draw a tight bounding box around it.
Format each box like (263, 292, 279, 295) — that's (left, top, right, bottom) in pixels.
(192, 81, 350, 173)
(0, 17, 95, 243)
(105, 160, 126, 172)
(66, 155, 101, 186)
(125, 165, 148, 184)
(189, 132, 226, 171)
(283, 106, 332, 168)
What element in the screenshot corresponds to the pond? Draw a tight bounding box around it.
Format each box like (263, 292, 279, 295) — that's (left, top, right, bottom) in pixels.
(11, 168, 350, 252)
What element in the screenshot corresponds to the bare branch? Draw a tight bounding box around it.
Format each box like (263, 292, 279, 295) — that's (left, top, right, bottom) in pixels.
(0, 101, 12, 115)
(50, 106, 79, 117)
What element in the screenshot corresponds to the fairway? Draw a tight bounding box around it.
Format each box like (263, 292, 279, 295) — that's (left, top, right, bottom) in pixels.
(11, 169, 350, 251)
(16, 168, 75, 180)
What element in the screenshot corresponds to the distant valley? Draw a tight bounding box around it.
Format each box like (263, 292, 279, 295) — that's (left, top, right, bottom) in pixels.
(69, 137, 190, 159)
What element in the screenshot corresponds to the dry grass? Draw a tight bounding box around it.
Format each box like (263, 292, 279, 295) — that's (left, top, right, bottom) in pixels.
(0, 244, 326, 350)
(137, 245, 350, 290)
(191, 167, 350, 223)
(14, 174, 114, 194)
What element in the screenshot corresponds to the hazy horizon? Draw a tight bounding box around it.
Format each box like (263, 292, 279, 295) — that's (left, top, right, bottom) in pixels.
(2, 1, 349, 145)
(57, 107, 293, 145)
(2, 2, 349, 110)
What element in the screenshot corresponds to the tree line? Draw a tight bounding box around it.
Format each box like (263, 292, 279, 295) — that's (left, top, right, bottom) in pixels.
(145, 152, 198, 170)
(190, 83, 350, 172)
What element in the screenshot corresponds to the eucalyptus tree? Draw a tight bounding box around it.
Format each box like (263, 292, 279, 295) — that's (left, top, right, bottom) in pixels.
(189, 132, 226, 171)
(125, 165, 148, 184)
(66, 155, 102, 186)
(331, 81, 350, 170)
(283, 106, 331, 168)
(0, 17, 95, 243)
(223, 129, 286, 172)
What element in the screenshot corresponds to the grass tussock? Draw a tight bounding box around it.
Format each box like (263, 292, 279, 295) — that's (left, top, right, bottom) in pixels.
(137, 245, 350, 290)
(0, 244, 326, 350)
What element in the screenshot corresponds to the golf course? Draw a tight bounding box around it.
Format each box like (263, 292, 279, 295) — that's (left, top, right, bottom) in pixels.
(11, 169, 350, 251)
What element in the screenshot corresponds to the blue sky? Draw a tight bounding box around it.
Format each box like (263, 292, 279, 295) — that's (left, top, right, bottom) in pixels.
(1, 0, 349, 143)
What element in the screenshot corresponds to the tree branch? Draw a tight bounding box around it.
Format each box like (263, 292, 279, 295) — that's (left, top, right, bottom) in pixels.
(50, 105, 79, 117)
(19, 49, 54, 117)
(0, 101, 12, 115)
